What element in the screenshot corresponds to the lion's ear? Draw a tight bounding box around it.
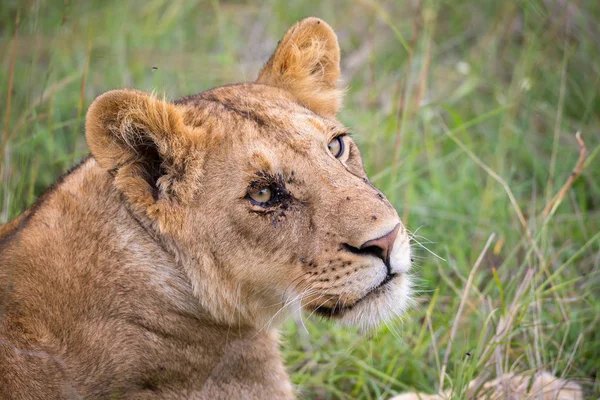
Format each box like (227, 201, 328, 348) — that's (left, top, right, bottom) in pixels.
(257, 17, 343, 117)
(86, 89, 191, 211)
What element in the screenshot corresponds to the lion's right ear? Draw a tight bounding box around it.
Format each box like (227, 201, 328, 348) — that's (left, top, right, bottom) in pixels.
(86, 89, 191, 212)
(257, 17, 343, 118)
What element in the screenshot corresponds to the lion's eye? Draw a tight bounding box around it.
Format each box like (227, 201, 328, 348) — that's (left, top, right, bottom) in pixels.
(328, 136, 344, 158)
(248, 187, 272, 204)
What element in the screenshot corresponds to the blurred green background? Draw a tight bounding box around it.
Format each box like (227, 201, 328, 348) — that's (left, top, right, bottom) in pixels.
(1, 1, 599, 398)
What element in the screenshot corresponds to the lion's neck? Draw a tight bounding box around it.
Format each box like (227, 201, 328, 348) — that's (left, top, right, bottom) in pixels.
(53, 158, 261, 326)
(75, 157, 278, 331)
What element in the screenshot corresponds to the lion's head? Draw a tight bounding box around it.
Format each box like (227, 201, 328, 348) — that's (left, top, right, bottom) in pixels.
(85, 17, 412, 332)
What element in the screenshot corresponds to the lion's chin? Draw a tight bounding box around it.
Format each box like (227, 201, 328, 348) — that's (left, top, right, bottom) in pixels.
(336, 274, 413, 333)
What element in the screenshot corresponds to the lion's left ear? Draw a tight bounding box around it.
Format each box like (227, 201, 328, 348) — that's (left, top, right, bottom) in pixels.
(85, 89, 195, 216)
(257, 17, 343, 117)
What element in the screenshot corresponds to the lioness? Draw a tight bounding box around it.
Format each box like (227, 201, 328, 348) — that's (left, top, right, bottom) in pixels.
(0, 18, 412, 399)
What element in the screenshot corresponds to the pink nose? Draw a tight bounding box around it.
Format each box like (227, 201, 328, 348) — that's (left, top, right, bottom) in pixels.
(359, 224, 400, 267)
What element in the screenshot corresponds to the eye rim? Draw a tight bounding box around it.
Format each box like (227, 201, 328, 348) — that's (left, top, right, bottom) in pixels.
(247, 186, 273, 205)
(328, 135, 346, 158)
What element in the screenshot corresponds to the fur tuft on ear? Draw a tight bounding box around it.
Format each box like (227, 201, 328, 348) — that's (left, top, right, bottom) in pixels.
(86, 89, 191, 210)
(257, 17, 343, 117)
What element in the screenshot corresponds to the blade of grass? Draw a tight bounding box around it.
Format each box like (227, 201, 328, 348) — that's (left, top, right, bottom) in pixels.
(439, 233, 495, 391)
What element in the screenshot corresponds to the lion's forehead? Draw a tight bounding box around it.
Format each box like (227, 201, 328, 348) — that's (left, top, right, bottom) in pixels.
(176, 83, 346, 145)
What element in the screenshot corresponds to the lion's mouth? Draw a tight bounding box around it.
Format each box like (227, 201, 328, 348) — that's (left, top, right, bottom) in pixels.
(312, 272, 399, 318)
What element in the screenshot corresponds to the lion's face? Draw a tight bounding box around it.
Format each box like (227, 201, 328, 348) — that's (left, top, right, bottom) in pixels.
(85, 18, 412, 331)
(175, 84, 412, 331)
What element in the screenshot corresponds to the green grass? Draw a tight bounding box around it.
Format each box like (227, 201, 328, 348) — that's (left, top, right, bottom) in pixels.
(1, 1, 599, 398)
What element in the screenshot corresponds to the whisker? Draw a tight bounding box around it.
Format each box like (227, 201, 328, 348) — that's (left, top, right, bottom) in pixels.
(410, 235, 446, 262)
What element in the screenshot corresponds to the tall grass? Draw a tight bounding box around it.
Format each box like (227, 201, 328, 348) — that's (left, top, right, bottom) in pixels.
(1, 1, 599, 398)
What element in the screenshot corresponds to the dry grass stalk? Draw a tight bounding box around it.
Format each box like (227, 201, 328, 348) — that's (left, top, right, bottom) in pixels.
(542, 132, 587, 218)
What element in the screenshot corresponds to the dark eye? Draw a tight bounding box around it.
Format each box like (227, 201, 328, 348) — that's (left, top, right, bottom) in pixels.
(248, 187, 272, 204)
(328, 136, 344, 158)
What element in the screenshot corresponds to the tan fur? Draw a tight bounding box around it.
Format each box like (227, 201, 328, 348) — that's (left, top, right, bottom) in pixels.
(0, 18, 412, 399)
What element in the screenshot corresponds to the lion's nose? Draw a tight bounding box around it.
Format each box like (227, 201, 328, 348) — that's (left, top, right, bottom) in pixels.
(357, 223, 400, 267)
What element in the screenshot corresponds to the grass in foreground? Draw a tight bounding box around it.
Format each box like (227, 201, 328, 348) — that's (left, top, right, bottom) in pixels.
(1, 0, 599, 398)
